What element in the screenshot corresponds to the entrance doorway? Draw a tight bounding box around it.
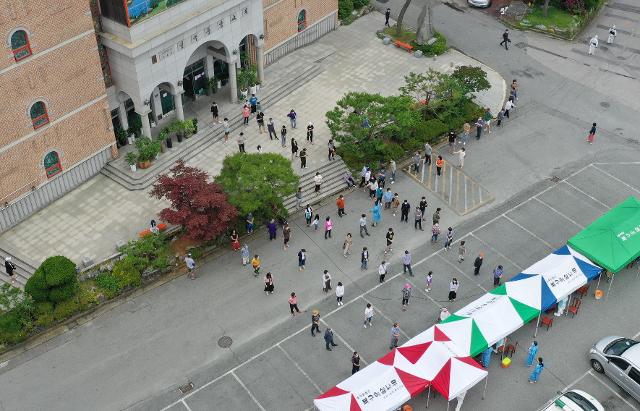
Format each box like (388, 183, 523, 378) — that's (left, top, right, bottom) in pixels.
(160, 89, 174, 115)
(183, 59, 206, 101)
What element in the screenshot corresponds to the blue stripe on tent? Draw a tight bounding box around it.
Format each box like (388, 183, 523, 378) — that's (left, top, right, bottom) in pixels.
(540, 279, 557, 311)
(554, 245, 571, 255)
(508, 273, 536, 282)
(574, 257, 602, 281)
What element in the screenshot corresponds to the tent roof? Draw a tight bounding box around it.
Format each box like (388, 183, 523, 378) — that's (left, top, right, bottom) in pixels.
(568, 196, 640, 272)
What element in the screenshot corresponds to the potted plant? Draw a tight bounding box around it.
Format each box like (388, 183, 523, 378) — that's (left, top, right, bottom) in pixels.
(126, 129, 136, 145)
(208, 77, 218, 94)
(192, 118, 198, 134)
(116, 128, 128, 147)
(173, 120, 184, 142)
(135, 137, 161, 169)
(183, 119, 197, 138)
(125, 152, 138, 172)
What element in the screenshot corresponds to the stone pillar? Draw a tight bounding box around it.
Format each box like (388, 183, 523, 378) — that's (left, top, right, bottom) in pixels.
(256, 43, 265, 85)
(139, 111, 152, 138)
(118, 101, 129, 131)
(205, 54, 215, 79)
(228, 59, 238, 103)
(174, 91, 185, 121)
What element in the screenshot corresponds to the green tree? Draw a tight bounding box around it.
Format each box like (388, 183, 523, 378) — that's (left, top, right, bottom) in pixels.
(25, 256, 78, 304)
(0, 284, 34, 344)
(216, 153, 299, 221)
(399, 69, 447, 110)
(451, 66, 491, 94)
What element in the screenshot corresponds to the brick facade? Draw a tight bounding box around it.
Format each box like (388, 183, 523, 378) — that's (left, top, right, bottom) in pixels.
(0, 0, 115, 204)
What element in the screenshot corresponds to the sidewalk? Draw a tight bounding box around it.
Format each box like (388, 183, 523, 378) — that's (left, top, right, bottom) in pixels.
(0, 12, 505, 271)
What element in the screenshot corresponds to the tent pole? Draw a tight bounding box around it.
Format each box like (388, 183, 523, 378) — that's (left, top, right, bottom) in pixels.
(606, 272, 615, 300)
(482, 375, 489, 400)
(595, 272, 602, 292)
(533, 313, 541, 338)
(447, 400, 450, 411)
(636, 264, 639, 280)
(426, 385, 431, 409)
(565, 294, 571, 317)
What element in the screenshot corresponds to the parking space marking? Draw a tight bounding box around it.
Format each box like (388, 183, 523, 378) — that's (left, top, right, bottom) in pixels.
(469, 233, 525, 271)
(231, 371, 266, 411)
(590, 164, 640, 195)
(181, 399, 192, 411)
(403, 276, 443, 308)
(561, 369, 591, 392)
(360, 296, 412, 340)
(588, 370, 640, 410)
(319, 319, 363, 359)
(532, 197, 585, 229)
(562, 180, 610, 209)
(276, 344, 323, 394)
(437, 253, 489, 292)
(503, 214, 554, 249)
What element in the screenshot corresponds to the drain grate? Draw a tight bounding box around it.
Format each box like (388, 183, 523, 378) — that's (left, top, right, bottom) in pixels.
(600, 101, 610, 108)
(550, 175, 561, 183)
(179, 382, 194, 394)
(218, 336, 233, 348)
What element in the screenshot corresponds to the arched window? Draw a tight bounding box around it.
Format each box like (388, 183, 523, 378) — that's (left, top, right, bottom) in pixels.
(30, 101, 49, 129)
(11, 30, 32, 61)
(44, 151, 62, 178)
(297, 10, 307, 32)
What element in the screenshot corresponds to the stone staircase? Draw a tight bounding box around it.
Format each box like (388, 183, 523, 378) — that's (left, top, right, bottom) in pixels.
(403, 151, 493, 215)
(0, 248, 37, 289)
(101, 64, 326, 191)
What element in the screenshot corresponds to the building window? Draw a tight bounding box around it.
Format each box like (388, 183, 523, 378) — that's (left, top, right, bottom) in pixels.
(30, 101, 50, 129)
(44, 151, 62, 178)
(297, 10, 307, 32)
(11, 30, 32, 61)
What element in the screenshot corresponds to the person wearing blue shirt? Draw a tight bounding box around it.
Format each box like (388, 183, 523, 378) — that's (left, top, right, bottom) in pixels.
(249, 94, 258, 114)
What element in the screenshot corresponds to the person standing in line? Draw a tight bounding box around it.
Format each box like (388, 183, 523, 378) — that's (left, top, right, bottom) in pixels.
(453, 147, 466, 169)
(343, 233, 353, 257)
(608, 25, 617, 44)
(363, 303, 374, 327)
(483, 108, 493, 134)
(499, 29, 511, 50)
(251, 254, 261, 277)
(363, 167, 372, 190)
(223, 118, 230, 143)
(352, 352, 361, 374)
(300, 148, 307, 169)
(493, 264, 504, 287)
(242, 104, 250, 125)
(384, 188, 394, 210)
(210, 102, 219, 124)
(475, 118, 484, 140)
(283, 222, 291, 250)
(473, 252, 484, 275)
(438, 307, 451, 323)
(256, 111, 265, 133)
(280, 125, 287, 148)
(367, 178, 378, 199)
(336, 282, 345, 306)
(462, 123, 470, 146)
(314, 172, 323, 195)
(482, 347, 493, 368)
(587, 122, 597, 144)
(378, 168, 386, 188)
(448, 278, 459, 302)
(328, 139, 336, 161)
(412, 151, 421, 173)
(425, 271, 433, 292)
(298, 248, 306, 271)
(414, 207, 423, 230)
(419, 197, 428, 220)
(526, 341, 539, 367)
(185, 253, 196, 280)
(264, 272, 274, 295)
(424, 142, 432, 166)
(436, 156, 444, 176)
(402, 250, 413, 276)
(385, 8, 391, 26)
(529, 358, 544, 383)
(378, 261, 389, 283)
(504, 98, 515, 118)
(267, 117, 278, 140)
(246, 213, 255, 234)
(294, 187, 303, 209)
(306, 122, 314, 143)
(431, 222, 440, 242)
(336, 194, 346, 217)
(391, 194, 400, 217)
(588, 34, 598, 55)
(237, 132, 246, 153)
(448, 129, 457, 154)
(359, 214, 371, 237)
(304, 204, 313, 226)
(312, 214, 320, 231)
(230, 229, 240, 251)
(323, 270, 332, 292)
(267, 219, 277, 240)
(444, 227, 454, 250)
(375, 185, 384, 204)
(458, 240, 466, 263)
(361, 247, 369, 270)
(289, 292, 301, 316)
(324, 216, 333, 239)
(389, 159, 397, 184)
(311, 309, 321, 336)
(390, 322, 401, 349)
(496, 109, 505, 127)
(287, 109, 297, 128)
(324, 328, 338, 350)
(384, 228, 394, 254)
(400, 200, 410, 223)
(511, 79, 519, 100)
(401, 283, 412, 311)
(291, 138, 299, 159)
(249, 93, 258, 114)
(344, 170, 356, 188)
(371, 201, 382, 227)
(432, 207, 441, 225)
(241, 244, 250, 266)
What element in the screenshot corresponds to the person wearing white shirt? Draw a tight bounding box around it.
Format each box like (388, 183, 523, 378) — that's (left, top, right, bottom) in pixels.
(378, 261, 389, 283)
(588, 34, 598, 55)
(363, 303, 374, 328)
(335, 282, 345, 306)
(608, 26, 616, 44)
(314, 172, 323, 195)
(453, 147, 466, 168)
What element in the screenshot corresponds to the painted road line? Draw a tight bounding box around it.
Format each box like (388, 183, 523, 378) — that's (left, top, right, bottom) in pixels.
(562, 180, 610, 209)
(277, 344, 323, 394)
(503, 214, 554, 249)
(180, 399, 193, 411)
(469, 233, 524, 271)
(319, 318, 363, 361)
(590, 164, 640, 195)
(588, 370, 640, 410)
(532, 197, 585, 229)
(437, 253, 488, 292)
(231, 371, 267, 411)
(360, 296, 411, 340)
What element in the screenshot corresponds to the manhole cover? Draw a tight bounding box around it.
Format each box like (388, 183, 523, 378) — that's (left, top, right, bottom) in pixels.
(179, 382, 194, 394)
(218, 336, 233, 348)
(600, 102, 610, 108)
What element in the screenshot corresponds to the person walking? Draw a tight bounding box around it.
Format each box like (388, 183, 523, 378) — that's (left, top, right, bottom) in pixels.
(588, 34, 598, 55)
(529, 358, 544, 383)
(364, 303, 374, 327)
(328, 139, 336, 161)
(256, 111, 265, 133)
(390, 323, 401, 349)
(230, 229, 240, 251)
(298, 249, 306, 271)
(400, 200, 410, 223)
(249, 94, 258, 114)
(237, 132, 246, 153)
(436, 156, 444, 176)
(458, 240, 466, 263)
(444, 227, 454, 250)
(287, 109, 297, 128)
(267, 117, 278, 140)
(385, 8, 391, 26)
(294, 187, 303, 209)
(210, 102, 219, 124)
(500, 29, 511, 50)
(587, 122, 597, 144)
(391, 194, 400, 217)
(312, 214, 320, 231)
(361, 247, 369, 270)
(324, 216, 333, 239)
(283, 222, 291, 250)
(431, 222, 441, 242)
(608, 25, 617, 44)
(378, 168, 386, 188)
(304, 205, 313, 226)
(511, 79, 519, 100)
(359, 214, 371, 238)
(402, 250, 413, 276)
(352, 352, 361, 374)
(371, 201, 382, 227)
(496, 109, 505, 127)
(280, 125, 287, 148)
(448, 278, 459, 302)
(5, 257, 17, 285)
(384, 188, 394, 210)
(336, 194, 346, 217)
(401, 283, 412, 311)
(526, 341, 539, 367)
(425, 271, 433, 292)
(324, 328, 338, 350)
(473, 252, 484, 276)
(375, 185, 383, 204)
(241, 244, 250, 266)
(336, 282, 345, 306)
(433, 204, 443, 225)
(300, 148, 307, 169)
(493, 265, 504, 287)
(368, 178, 378, 199)
(453, 147, 466, 168)
(264, 272, 275, 295)
(242, 104, 250, 125)
(185, 253, 196, 280)
(223, 118, 230, 142)
(419, 197, 428, 220)
(323, 270, 332, 292)
(475, 118, 484, 140)
(483, 108, 493, 134)
(343, 233, 353, 257)
(289, 292, 301, 316)
(384, 228, 394, 254)
(306, 122, 314, 143)
(251, 254, 261, 277)
(311, 309, 321, 336)
(314, 172, 323, 195)
(414, 207, 423, 230)
(448, 129, 457, 153)
(424, 142, 432, 166)
(291, 138, 299, 158)
(389, 159, 397, 184)
(504, 98, 515, 118)
(462, 123, 470, 145)
(267, 219, 277, 240)
(378, 261, 389, 283)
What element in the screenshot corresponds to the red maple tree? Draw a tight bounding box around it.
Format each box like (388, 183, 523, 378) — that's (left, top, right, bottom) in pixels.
(150, 160, 238, 241)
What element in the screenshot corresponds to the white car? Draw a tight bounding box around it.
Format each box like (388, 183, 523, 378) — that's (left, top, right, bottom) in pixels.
(540, 390, 604, 411)
(467, 0, 491, 8)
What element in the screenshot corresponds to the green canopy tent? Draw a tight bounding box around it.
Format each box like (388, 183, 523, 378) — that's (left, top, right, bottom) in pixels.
(568, 196, 640, 296)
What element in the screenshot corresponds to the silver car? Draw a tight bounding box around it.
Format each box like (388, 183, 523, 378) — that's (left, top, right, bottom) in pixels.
(589, 336, 640, 403)
(467, 0, 491, 8)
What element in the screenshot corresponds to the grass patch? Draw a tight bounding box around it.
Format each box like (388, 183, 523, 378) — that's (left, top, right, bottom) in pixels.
(521, 6, 580, 30)
(383, 26, 416, 44)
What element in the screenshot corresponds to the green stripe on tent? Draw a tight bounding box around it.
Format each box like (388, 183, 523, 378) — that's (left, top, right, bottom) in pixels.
(489, 284, 507, 295)
(441, 314, 466, 324)
(509, 297, 540, 323)
(469, 319, 489, 357)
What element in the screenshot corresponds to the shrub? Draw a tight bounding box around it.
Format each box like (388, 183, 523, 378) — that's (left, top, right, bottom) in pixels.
(353, 0, 369, 9)
(0, 285, 34, 345)
(0, 311, 33, 345)
(77, 283, 99, 310)
(96, 273, 121, 299)
(25, 256, 78, 304)
(415, 32, 447, 56)
(112, 257, 142, 289)
(338, 0, 354, 21)
(53, 299, 80, 321)
(34, 301, 55, 328)
(48, 282, 78, 303)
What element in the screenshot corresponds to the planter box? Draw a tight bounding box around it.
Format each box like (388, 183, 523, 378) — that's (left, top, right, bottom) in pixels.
(137, 160, 152, 169)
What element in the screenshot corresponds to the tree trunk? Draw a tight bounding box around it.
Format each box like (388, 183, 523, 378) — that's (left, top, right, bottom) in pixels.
(543, 0, 550, 17)
(396, 0, 413, 36)
(416, 0, 433, 45)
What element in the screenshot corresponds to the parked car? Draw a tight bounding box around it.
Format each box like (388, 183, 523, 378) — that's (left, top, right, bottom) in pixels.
(540, 390, 604, 411)
(467, 0, 491, 8)
(589, 336, 640, 403)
